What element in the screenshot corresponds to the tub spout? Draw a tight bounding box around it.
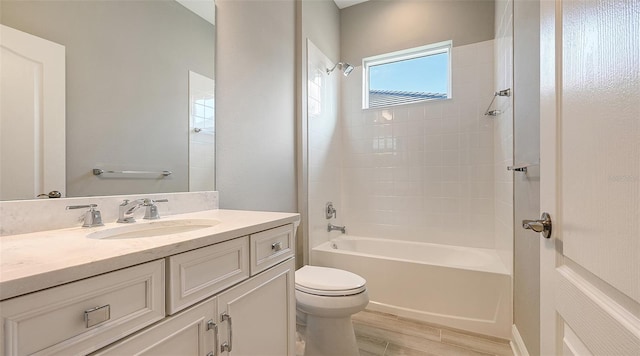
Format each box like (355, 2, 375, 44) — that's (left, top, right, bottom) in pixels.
(328, 223, 346, 234)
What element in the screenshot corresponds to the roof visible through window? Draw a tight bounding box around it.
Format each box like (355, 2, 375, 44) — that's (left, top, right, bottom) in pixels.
(363, 41, 451, 108)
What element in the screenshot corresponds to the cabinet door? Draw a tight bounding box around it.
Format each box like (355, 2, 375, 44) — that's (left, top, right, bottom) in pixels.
(93, 298, 217, 356)
(217, 259, 295, 356)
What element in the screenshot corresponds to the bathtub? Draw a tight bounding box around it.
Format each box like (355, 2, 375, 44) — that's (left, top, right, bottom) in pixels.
(311, 236, 511, 339)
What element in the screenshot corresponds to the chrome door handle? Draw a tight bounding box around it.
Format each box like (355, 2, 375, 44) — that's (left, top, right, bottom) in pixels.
(207, 320, 218, 356)
(522, 212, 552, 239)
(221, 313, 233, 353)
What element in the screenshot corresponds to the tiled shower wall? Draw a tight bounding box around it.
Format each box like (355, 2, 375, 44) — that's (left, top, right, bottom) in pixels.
(340, 40, 496, 248)
(494, 0, 514, 272)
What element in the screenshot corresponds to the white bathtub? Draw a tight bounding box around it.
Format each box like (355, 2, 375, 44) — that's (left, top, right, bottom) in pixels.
(312, 236, 511, 339)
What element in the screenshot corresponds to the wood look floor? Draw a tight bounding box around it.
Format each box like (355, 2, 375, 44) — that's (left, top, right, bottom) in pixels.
(352, 310, 514, 356)
(296, 309, 514, 356)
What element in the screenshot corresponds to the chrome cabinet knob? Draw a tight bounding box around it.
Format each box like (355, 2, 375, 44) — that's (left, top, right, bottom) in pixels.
(522, 212, 552, 239)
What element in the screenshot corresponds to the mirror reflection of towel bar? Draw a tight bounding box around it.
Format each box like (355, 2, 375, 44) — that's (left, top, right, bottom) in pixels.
(93, 169, 172, 177)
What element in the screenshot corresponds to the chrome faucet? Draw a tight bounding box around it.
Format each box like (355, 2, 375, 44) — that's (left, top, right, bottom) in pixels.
(117, 199, 145, 223)
(327, 223, 346, 234)
(118, 198, 169, 223)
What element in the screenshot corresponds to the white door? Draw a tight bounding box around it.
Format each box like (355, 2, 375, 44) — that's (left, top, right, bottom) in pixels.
(539, 1, 640, 355)
(0, 24, 65, 200)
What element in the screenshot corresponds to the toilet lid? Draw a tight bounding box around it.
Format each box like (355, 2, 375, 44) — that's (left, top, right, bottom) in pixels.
(295, 266, 366, 296)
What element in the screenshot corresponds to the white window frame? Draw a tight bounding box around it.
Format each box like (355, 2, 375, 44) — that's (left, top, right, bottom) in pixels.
(362, 40, 452, 109)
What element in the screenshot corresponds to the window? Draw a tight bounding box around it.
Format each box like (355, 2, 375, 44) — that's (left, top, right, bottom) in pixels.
(363, 40, 452, 109)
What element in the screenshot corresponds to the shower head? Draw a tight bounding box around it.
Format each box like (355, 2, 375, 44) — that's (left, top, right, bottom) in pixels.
(342, 63, 354, 76)
(327, 62, 354, 76)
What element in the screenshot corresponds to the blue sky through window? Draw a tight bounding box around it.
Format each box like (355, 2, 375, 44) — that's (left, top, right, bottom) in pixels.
(369, 52, 448, 94)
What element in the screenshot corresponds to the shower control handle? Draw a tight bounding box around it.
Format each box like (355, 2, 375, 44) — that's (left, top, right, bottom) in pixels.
(522, 212, 552, 239)
(326, 202, 337, 219)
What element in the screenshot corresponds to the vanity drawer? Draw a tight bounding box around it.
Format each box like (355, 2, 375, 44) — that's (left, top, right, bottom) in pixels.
(0, 260, 165, 356)
(250, 224, 295, 275)
(167, 236, 249, 314)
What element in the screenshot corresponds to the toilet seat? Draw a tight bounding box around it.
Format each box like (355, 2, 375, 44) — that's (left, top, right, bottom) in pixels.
(295, 266, 366, 296)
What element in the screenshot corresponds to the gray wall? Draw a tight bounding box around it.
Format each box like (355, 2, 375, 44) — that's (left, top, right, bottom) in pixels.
(513, 0, 540, 354)
(216, 0, 296, 212)
(340, 0, 494, 64)
(302, 0, 341, 63)
(1, 0, 214, 197)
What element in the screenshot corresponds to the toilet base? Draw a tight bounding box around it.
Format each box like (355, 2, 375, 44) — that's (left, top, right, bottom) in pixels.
(299, 315, 359, 356)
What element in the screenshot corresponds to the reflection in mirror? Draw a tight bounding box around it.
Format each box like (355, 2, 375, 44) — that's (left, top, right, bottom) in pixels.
(0, 0, 215, 201)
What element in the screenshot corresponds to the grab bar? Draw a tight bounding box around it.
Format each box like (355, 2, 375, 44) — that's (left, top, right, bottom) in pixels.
(93, 169, 172, 177)
(484, 88, 511, 116)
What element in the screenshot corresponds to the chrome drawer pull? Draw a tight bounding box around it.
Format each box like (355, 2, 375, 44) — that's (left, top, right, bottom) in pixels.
(271, 241, 282, 252)
(207, 320, 219, 356)
(221, 313, 233, 353)
(84, 304, 110, 328)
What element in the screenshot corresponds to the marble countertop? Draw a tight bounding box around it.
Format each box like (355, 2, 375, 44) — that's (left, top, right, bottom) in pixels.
(0, 209, 299, 300)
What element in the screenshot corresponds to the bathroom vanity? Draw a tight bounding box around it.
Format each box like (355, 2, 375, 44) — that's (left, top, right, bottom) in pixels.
(0, 208, 299, 355)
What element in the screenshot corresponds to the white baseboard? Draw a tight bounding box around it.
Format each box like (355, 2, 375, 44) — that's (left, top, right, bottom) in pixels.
(510, 324, 530, 356)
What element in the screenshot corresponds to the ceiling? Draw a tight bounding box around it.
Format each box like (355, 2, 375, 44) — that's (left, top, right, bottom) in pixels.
(333, 0, 369, 9)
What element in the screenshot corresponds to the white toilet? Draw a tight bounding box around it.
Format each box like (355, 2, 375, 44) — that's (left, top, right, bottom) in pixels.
(295, 265, 369, 356)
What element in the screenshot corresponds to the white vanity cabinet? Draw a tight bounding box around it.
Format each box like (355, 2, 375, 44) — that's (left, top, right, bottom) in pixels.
(0, 220, 297, 356)
(249, 224, 295, 275)
(96, 257, 295, 356)
(92, 298, 218, 356)
(217, 258, 296, 356)
(166, 236, 250, 315)
(0, 260, 165, 356)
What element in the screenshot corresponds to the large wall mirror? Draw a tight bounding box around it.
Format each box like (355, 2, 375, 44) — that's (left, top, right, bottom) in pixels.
(0, 0, 215, 201)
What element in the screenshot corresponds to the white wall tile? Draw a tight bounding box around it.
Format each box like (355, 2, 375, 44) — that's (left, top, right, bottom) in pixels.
(329, 40, 499, 248)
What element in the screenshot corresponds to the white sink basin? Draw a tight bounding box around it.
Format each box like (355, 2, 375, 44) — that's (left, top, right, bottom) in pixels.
(87, 219, 221, 239)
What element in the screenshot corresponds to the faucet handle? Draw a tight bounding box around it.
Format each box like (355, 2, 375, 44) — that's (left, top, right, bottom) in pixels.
(143, 198, 168, 205)
(66, 204, 104, 227)
(66, 204, 98, 210)
(143, 198, 168, 220)
(326, 202, 337, 220)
